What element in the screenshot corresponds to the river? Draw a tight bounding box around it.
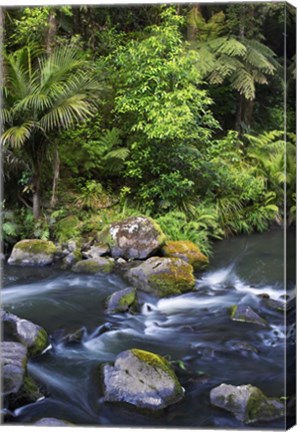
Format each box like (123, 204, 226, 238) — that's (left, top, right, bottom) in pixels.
(2, 229, 296, 428)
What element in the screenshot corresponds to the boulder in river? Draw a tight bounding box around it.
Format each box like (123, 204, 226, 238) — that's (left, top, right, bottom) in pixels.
(126, 257, 195, 297)
(162, 240, 208, 270)
(106, 287, 138, 314)
(98, 216, 166, 260)
(210, 383, 284, 424)
(72, 257, 115, 274)
(8, 239, 57, 266)
(34, 418, 72, 426)
(2, 342, 28, 395)
(230, 304, 268, 327)
(2, 310, 48, 356)
(103, 349, 184, 410)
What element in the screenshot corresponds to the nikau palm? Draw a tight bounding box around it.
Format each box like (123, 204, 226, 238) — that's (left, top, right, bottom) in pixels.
(1, 46, 103, 219)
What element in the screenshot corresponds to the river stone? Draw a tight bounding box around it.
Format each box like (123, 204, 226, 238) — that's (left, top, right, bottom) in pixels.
(230, 304, 268, 327)
(98, 216, 166, 260)
(82, 243, 110, 259)
(162, 240, 208, 270)
(106, 288, 137, 314)
(2, 310, 48, 356)
(126, 257, 195, 297)
(210, 383, 284, 424)
(1, 342, 27, 395)
(34, 418, 72, 426)
(72, 257, 115, 274)
(8, 239, 57, 266)
(103, 349, 184, 410)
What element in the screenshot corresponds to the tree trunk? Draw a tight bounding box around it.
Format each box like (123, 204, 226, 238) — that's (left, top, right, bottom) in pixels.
(32, 173, 41, 220)
(187, 4, 201, 42)
(50, 143, 60, 208)
(243, 98, 254, 129)
(46, 8, 57, 55)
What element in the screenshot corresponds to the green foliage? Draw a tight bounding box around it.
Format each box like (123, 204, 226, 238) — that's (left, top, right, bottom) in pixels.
(108, 7, 219, 212)
(190, 9, 279, 100)
(54, 215, 81, 243)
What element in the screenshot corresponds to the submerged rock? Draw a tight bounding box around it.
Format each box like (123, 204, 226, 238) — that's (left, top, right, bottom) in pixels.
(8, 239, 57, 266)
(106, 287, 138, 314)
(2, 310, 48, 356)
(34, 418, 72, 426)
(72, 257, 114, 274)
(126, 257, 195, 297)
(103, 349, 184, 410)
(210, 383, 284, 424)
(98, 216, 166, 260)
(1, 342, 28, 395)
(230, 304, 268, 327)
(162, 240, 208, 270)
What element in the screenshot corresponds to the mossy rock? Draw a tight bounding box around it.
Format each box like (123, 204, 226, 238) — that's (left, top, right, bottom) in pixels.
(230, 304, 268, 327)
(2, 310, 48, 356)
(72, 258, 115, 274)
(98, 216, 166, 260)
(103, 348, 184, 410)
(8, 239, 57, 266)
(162, 240, 208, 270)
(54, 215, 81, 243)
(106, 288, 138, 314)
(210, 383, 284, 424)
(126, 257, 195, 297)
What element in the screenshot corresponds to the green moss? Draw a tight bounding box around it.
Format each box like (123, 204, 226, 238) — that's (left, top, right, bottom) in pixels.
(29, 328, 48, 357)
(230, 305, 238, 318)
(118, 290, 136, 308)
(15, 240, 57, 255)
(21, 375, 44, 402)
(245, 387, 284, 423)
(162, 240, 208, 270)
(148, 259, 195, 297)
(131, 349, 181, 388)
(147, 216, 166, 246)
(72, 258, 114, 274)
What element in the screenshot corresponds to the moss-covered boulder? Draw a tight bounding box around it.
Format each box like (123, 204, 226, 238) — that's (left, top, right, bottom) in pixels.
(210, 383, 284, 424)
(98, 216, 166, 260)
(106, 288, 138, 314)
(103, 348, 184, 410)
(2, 310, 48, 356)
(72, 257, 114, 274)
(230, 304, 268, 327)
(162, 240, 208, 270)
(8, 239, 57, 266)
(126, 257, 195, 297)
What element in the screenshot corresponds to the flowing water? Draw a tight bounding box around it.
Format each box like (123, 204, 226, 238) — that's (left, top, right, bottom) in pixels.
(2, 230, 296, 428)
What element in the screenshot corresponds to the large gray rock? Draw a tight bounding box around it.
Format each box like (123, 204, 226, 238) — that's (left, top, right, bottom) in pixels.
(2, 310, 48, 356)
(103, 349, 184, 410)
(8, 239, 57, 266)
(98, 216, 166, 260)
(1, 342, 27, 395)
(106, 288, 137, 314)
(210, 383, 284, 424)
(126, 257, 195, 297)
